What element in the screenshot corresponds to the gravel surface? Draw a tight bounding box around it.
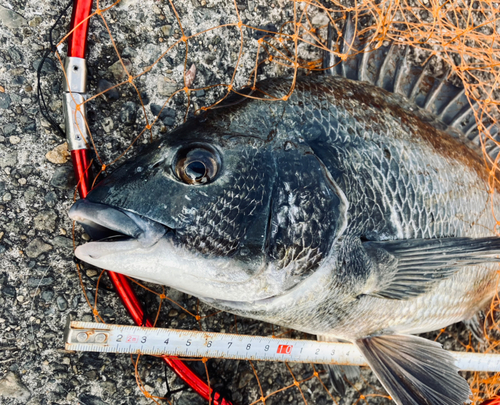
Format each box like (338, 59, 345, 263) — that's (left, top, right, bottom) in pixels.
(0, 0, 487, 404)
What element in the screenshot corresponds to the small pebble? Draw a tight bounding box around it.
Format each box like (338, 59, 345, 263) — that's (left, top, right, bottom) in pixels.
(52, 236, 73, 249)
(109, 58, 132, 81)
(121, 47, 137, 58)
(119, 101, 137, 126)
(1, 286, 16, 298)
(97, 79, 119, 101)
(50, 166, 76, 189)
(237, 369, 254, 389)
(2, 123, 15, 135)
(158, 80, 178, 97)
(168, 309, 179, 317)
(0, 371, 31, 401)
(78, 393, 109, 405)
(25, 238, 52, 258)
(46, 143, 70, 164)
(102, 117, 114, 133)
(44, 191, 57, 207)
(163, 116, 175, 126)
(28, 16, 42, 27)
(86, 269, 98, 277)
(40, 290, 54, 302)
(160, 24, 172, 36)
(34, 210, 57, 232)
(56, 295, 68, 311)
(27, 277, 54, 287)
(0, 93, 11, 109)
(0, 6, 27, 29)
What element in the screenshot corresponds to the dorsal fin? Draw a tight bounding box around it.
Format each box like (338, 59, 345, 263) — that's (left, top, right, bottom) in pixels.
(323, 17, 498, 160)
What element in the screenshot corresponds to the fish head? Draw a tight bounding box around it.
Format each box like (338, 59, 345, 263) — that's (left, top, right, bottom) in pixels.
(70, 120, 348, 304)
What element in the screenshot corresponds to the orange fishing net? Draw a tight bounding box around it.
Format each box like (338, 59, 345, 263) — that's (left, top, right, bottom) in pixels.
(56, 0, 500, 403)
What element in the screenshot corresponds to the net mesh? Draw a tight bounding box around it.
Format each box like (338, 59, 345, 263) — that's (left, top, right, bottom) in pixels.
(49, 0, 500, 403)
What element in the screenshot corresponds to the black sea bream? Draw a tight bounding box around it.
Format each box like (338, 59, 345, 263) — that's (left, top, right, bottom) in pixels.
(69, 31, 500, 404)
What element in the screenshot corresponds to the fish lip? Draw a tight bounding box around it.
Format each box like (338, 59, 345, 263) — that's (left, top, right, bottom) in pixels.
(69, 199, 168, 248)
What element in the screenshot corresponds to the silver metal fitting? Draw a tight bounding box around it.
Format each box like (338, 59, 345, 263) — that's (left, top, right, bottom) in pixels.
(63, 57, 89, 151)
(63, 93, 88, 151)
(63, 57, 87, 93)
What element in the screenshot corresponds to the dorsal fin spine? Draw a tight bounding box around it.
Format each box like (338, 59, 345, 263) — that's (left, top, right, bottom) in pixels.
(375, 43, 397, 89)
(437, 88, 466, 122)
(408, 61, 430, 103)
(393, 47, 411, 97)
(322, 16, 498, 159)
(359, 49, 370, 82)
(423, 68, 451, 111)
(449, 103, 475, 129)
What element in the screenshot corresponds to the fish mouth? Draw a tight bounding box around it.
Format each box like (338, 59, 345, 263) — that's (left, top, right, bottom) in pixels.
(69, 199, 168, 251)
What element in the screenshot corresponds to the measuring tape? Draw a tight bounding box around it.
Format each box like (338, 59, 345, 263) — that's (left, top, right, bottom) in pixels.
(65, 320, 500, 372)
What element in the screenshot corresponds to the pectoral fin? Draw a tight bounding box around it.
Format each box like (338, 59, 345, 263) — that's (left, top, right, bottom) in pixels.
(355, 334, 471, 405)
(364, 237, 500, 300)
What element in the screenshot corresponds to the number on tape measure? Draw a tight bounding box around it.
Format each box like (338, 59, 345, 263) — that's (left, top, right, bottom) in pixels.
(277, 344, 293, 354)
(126, 335, 139, 343)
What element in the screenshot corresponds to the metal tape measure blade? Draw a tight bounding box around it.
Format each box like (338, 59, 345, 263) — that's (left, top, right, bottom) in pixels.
(64, 320, 500, 371)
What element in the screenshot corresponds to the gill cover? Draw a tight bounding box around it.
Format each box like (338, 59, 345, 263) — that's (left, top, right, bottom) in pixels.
(265, 141, 348, 286)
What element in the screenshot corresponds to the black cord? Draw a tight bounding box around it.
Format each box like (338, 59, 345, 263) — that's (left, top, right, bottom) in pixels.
(37, 0, 75, 138)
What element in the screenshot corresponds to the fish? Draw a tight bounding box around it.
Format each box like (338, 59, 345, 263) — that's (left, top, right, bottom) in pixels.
(69, 21, 500, 405)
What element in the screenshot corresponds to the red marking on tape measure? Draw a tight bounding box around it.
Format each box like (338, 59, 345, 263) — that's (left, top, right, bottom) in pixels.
(126, 335, 139, 343)
(277, 344, 293, 354)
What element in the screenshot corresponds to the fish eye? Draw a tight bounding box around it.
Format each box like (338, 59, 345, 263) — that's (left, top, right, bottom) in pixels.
(174, 145, 220, 185)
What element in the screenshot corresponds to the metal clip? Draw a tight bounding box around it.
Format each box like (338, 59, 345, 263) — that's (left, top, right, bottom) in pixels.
(64, 318, 111, 349)
(63, 57, 89, 151)
(63, 57, 87, 93)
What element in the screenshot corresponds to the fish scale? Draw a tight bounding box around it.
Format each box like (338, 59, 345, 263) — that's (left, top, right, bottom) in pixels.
(287, 77, 494, 240)
(71, 44, 500, 405)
